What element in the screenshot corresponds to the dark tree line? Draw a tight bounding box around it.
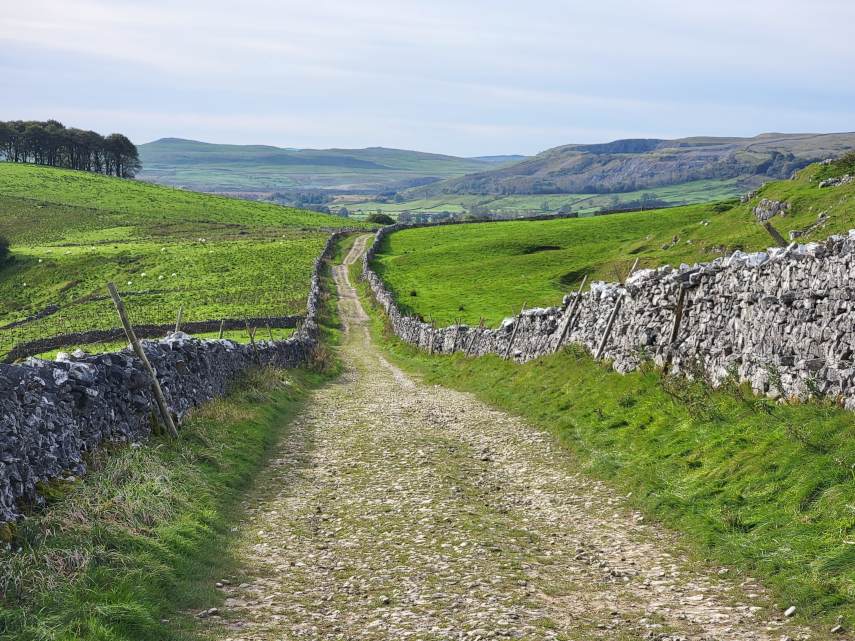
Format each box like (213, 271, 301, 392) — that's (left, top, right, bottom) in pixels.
(0, 120, 141, 178)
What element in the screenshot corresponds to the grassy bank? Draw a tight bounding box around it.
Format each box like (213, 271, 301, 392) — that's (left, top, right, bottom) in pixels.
(0, 363, 332, 641)
(352, 257, 855, 630)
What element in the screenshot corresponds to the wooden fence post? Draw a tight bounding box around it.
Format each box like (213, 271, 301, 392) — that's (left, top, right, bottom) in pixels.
(627, 256, 641, 278)
(266, 323, 274, 341)
(428, 320, 436, 355)
(465, 318, 484, 357)
(218, 319, 225, 339)
(595, 292, 624, 360)
(175, 306, 183, 333)
(763, 221, 788, 248)
(244, 315, 261, 365)
(669, 286, 687, 345)
(553, 276, 587, 354)
(504, 302, 527, 360)
(107, 283, 179, 440)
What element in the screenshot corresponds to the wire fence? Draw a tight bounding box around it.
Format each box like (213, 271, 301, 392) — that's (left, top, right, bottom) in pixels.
(0, 291, 308, 362)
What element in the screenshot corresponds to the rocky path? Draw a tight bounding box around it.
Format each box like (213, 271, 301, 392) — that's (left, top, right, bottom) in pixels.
(214, 235, 813, 641)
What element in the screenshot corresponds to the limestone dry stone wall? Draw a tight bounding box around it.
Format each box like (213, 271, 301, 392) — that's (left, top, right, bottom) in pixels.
(363, 224, 855, 413)
(0, 226, 368, 525)
(1, 315, 304, 364)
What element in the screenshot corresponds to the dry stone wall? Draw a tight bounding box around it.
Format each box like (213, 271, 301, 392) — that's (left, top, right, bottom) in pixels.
(0, 226, 369, 525)
(1, 315, 304, 364)
(364, 224, 855, 412)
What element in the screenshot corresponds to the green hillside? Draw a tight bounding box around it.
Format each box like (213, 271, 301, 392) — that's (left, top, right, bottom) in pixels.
(372, 159, 855, 326)
(405, 132, 855, 200)
(137, 138, 517, 195)
(0, 164, 367, 358)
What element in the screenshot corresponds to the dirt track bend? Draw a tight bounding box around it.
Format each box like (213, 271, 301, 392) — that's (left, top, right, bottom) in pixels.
(214, 235, 810, 641)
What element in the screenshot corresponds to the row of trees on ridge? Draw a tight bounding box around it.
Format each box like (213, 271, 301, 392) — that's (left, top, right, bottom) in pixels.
(0, 120, 141, 178)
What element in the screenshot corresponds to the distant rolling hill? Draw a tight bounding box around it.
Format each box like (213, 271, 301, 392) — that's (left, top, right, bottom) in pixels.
(136, 138, 522, 196)
(407, 132, 855, 199)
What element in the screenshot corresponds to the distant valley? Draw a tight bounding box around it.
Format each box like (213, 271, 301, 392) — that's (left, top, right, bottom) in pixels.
(136, 138, 524, 197)
(136, 133, 855, 219)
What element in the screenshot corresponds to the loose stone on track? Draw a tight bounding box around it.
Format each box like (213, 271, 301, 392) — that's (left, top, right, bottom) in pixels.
(214, 235, 809, 641)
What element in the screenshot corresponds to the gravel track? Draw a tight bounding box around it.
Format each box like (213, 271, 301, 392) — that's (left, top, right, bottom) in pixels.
(213, 235, 812, 641)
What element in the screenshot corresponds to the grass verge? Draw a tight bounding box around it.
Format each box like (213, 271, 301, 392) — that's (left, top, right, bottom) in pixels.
(352, 257, 855, 630)
(0, 362, 334, 641)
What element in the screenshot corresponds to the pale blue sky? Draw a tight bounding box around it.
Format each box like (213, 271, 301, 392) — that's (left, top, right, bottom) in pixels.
(2, 0, 853, 156)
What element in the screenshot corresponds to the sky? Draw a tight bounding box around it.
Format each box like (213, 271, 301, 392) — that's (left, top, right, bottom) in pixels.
(1, 0, 853, 157)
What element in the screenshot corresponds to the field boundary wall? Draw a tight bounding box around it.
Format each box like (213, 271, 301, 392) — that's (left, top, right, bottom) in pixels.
(1, 315, 305, 364)
(0, 226, 370, 525)
(363, 223, 855, 411)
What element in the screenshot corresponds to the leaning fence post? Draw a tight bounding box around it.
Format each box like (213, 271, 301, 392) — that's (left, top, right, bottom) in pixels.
(553, 275, 587, 354)
(595, 291, 624, 360)
(504, 302, 527, 360)
(244, 315, 261, 365)
(266, 323, 275, 341)
(175, 306, 183, 333)
(627, 256, 641, 279)
(669, 286, 687, 345)
(465, 318, 484, 357)
(107, 283, 179, 440)
(762, 221, 788, 248)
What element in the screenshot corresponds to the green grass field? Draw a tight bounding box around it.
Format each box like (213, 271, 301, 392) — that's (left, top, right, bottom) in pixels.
(0, 163, 369, 358)
(371, 162, 855, 326)
(347, 178, 746, 218)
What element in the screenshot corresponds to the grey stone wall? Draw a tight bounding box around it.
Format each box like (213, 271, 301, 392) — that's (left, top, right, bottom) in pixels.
(363, 224, 855, 412)
(0, 226, 369, 525)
